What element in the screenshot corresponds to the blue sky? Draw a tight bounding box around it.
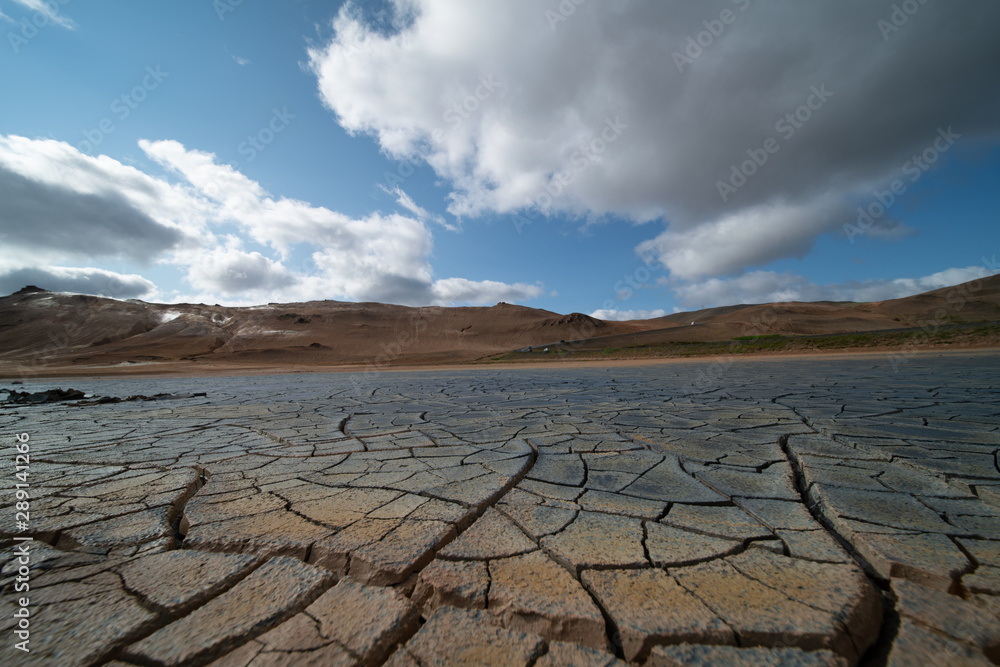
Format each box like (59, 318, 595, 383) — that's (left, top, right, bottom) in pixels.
(1, 0, 998, 318)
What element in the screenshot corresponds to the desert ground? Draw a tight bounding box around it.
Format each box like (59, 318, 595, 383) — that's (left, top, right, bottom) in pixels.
(2, 279, 1000, 665)
(2, 353, 1000, 665)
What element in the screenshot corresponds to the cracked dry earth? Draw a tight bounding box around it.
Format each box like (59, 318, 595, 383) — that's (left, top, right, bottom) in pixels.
(2, 355, 1000, 666)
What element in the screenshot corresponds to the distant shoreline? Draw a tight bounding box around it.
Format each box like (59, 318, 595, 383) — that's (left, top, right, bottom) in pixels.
(4, 345, 999, 381)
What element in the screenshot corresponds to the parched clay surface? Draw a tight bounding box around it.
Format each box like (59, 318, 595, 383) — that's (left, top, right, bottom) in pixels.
(2, 354, 999, 665)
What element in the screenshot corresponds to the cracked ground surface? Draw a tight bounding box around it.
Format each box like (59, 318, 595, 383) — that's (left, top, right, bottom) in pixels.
(2, 354, 1000, 666)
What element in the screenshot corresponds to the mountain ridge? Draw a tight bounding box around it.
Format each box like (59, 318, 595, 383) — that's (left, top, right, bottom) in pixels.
(2, 274, 998, 374)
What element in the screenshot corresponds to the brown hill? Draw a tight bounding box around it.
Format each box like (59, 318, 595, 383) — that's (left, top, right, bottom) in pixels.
(1, 274, 997, 375)
(861, 275, 1000, 324)
(536, 274, 1000, 353)
(0, 291, 645, 372)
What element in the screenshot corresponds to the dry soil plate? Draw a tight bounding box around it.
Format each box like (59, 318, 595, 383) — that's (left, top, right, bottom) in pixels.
(2, 354, 999, 665)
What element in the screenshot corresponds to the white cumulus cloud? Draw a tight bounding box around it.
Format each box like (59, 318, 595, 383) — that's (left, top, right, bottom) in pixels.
(672, 266, 999, 310)
(0, 266, 156, 299)
(308, 0, 1000, 282)
(430, 277, 542, 306)
(0, 135, 542, 307)
(590, 309, 668, 322)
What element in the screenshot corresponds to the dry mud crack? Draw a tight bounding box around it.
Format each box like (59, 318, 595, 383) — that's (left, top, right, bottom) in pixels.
(2, 355, 1000, 665)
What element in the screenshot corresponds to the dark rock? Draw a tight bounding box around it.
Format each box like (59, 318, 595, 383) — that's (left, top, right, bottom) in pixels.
(76, 392, 208, 406)
(14, 285, 48, 295)
(2, 388, 86, 404)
